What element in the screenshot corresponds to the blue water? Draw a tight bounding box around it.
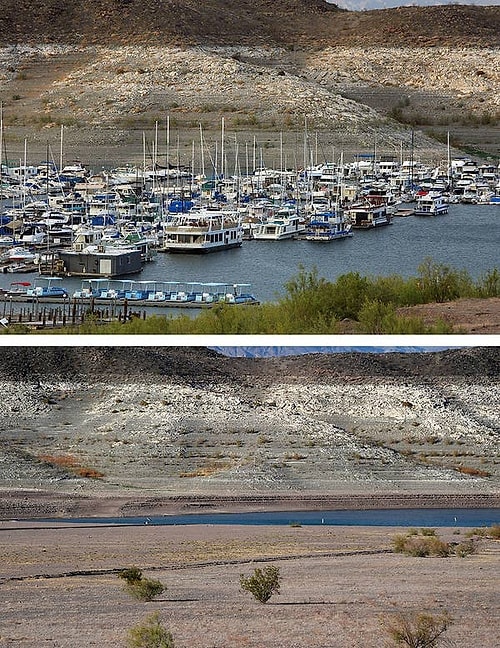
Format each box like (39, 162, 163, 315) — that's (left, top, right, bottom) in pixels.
(1, 204, 498, 304)
(34, 508, 499, 527)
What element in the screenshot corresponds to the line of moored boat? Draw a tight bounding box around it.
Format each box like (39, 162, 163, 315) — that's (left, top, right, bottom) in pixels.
(0, 154, 498, 285)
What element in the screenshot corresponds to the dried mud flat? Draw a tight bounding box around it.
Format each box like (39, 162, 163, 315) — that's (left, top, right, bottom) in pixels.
(0, 522, 499, 647)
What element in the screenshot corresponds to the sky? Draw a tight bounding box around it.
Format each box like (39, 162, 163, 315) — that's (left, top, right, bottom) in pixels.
(330, 0, 498, 9)
(209, 346, 455, 357)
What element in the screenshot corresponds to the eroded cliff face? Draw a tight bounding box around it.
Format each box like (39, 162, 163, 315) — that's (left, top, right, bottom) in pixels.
(0, 348, 498, 497)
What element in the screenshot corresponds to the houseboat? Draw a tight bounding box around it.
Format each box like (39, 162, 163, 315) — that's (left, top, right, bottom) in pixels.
(253, 210, 306, 240)
(161, 208, 243, 253)
(414, 192, 449, 216)
(346, 202, 392, 229)
(305, 210, 352, 242)
(57, 246, 143, 277)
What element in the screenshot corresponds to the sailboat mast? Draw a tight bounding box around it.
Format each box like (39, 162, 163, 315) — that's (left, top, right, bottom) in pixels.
(0, 102, 3, 191)
(447, 130, 451, 190)
(221, 116, 225, 181)
(165, 115, 170, 217)
(199, 123, 205, 179)
(59, 124, 64, 173)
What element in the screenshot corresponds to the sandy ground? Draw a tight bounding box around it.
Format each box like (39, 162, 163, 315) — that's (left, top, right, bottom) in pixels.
(0, 521, 498, 648)
(396, 298, 500, 335)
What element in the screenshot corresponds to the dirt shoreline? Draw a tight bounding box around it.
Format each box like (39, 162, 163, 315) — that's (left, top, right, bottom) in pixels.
(1, 511, 499, 647)
(1, 490, 498, 522)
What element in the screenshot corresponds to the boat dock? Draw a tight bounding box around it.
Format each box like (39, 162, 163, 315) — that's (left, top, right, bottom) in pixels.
(0, 278, 260, 309)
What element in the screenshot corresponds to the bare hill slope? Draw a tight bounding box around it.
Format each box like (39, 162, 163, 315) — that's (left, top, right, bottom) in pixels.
(0, 347, 498, 510)
(0, 1, 498, 47)
(0, 3, 498, 163)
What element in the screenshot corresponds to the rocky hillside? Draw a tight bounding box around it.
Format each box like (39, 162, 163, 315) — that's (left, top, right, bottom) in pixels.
(0, 3, 498, 163)
(0, 347, 498, 501)
(0, 1, 498, 47)
(0, 346, 499, 382)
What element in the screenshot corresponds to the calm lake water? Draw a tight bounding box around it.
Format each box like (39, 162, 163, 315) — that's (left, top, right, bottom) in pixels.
(1, 203, 498, 305)
(34, 508, 500, 527)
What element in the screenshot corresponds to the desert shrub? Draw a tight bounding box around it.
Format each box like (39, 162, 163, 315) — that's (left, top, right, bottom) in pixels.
(466, 527, 488, 538)
(127, 578, 165, 602)
(475, 268, 500, 297)
(454, 465, 491, 477)
(328, 271, 371, 319)
(453, 539, 477, 558)
(392, 534, 410, 552)
(357, 299, 397, 333)
(416, 258, 474, 303)
(240, 565, 281, 603)
(426, 537, 451, 557)
(488, 524, 500, 539)
(382, 610, 452, 647)
(119, 567, 143, 584)
(282, 265, 338, 331)
(127, 612, 174, 648)
(119, 567, 165, 601)
(392, 531, 451, 557)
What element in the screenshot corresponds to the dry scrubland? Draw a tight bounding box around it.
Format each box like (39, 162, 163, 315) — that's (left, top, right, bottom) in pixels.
(0, 523, 499, 647)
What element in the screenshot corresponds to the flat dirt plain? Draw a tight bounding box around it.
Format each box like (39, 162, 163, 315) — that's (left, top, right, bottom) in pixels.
(0, 521, 499, 648)
(0, 346, 498, 647)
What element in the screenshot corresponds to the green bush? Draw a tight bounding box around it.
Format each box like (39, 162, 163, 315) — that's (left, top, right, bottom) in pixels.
(382, 610, 452, 647)
(240, 565, 281, 603)
(119, 567, 143, 584)
(34, 260, 499, 335)
(126, 578, 165, 602)
(416, 258, 474, 303)
(475, 268, 500, 297)
(127, 612, 174, 648)
(119, 567, 165, 601)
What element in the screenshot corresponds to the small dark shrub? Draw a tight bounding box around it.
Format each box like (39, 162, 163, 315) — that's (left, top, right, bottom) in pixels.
(240, 566, 281, 603)
(119, 567, 165, 601)
(119, 567, 143, 584)
(127, 578, 165, 602)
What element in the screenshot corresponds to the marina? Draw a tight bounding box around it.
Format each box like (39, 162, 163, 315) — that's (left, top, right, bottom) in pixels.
(0, 148, 498, 314)
(0, 203, 498, 310)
